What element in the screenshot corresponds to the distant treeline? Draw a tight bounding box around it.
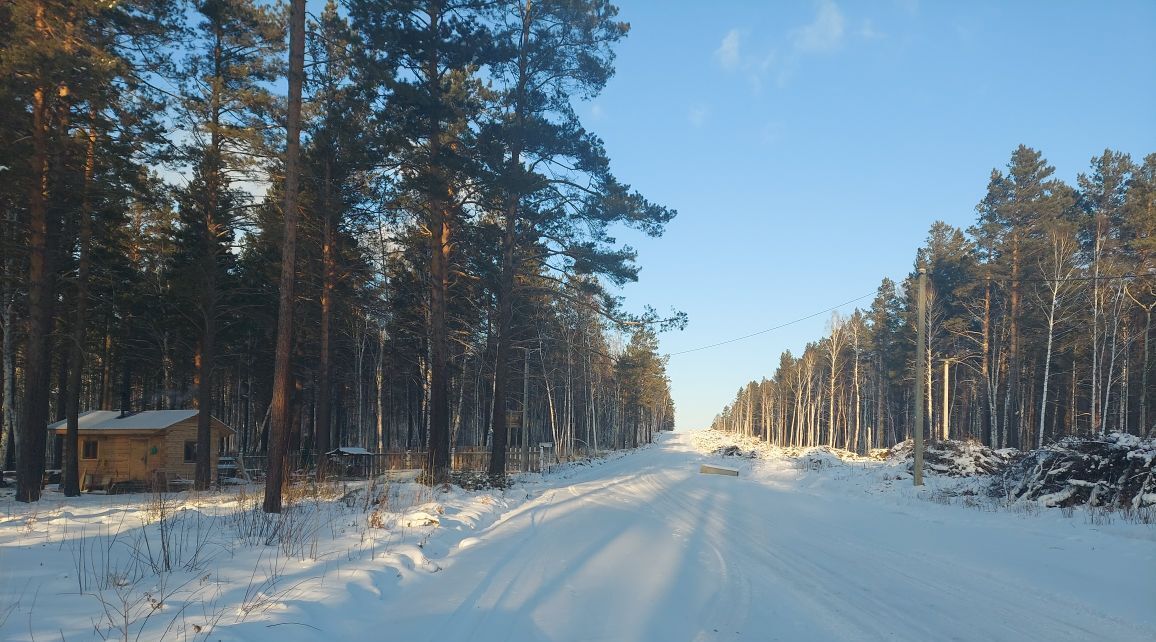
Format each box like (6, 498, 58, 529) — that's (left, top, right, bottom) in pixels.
(714, 146, 1155, 452)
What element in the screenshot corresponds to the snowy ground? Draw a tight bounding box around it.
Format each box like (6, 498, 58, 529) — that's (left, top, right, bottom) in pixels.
(2, 432, 1153, 641)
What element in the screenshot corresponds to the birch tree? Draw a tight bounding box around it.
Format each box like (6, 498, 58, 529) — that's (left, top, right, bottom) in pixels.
(1034, 217, 1079, 447)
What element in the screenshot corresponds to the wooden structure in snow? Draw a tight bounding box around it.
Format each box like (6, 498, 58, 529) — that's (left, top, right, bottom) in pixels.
(49, 410, 235, 491)
(325, 446, 374, 477)
(699, 463, 740, 477)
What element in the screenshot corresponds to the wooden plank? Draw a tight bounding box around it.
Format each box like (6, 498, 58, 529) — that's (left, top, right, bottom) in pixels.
(699, 464, 739, 476)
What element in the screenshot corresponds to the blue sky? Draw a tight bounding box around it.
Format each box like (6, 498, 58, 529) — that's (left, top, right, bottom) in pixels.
(586, 1, 1156, 429)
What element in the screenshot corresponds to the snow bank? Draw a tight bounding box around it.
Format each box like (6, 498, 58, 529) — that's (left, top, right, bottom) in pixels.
(0, 478, 528, 641)
(691, 429, 1156, 519)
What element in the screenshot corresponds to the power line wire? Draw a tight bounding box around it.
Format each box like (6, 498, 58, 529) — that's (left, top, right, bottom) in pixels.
(667, 272, 1149, 358)
(668, 293, 874, 357)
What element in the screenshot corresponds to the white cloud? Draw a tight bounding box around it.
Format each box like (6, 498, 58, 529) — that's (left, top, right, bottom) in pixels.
(792, 0, 845, 53)
(717, 2, 860, 91)
(714, 29, 743, 70)
(713, 28, 777, 92)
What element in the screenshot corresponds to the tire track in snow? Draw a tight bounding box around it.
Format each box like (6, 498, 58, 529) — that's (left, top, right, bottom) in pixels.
(356, 434, 1155, 641)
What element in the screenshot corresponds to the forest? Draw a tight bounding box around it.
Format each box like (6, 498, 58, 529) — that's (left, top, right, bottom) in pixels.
(713, 146, 1156, 453)
(0, 0, 679, 505)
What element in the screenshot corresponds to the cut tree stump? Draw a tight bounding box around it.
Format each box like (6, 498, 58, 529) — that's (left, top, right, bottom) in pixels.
(699, 464, 739, 477)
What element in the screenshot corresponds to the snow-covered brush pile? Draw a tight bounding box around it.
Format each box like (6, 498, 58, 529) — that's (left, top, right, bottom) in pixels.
(993, 432, 1156, 511)
(691, 430, 776, 460)
(713, 445, 759, 458)
(783, 445, 865, 470)
(885, 438, 1021, 477)
(690, 430, 868, 469)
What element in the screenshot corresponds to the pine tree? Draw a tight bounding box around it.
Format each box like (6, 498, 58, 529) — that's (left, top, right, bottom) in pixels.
(348, 0, 497, 483)
(2, 0, 175, 500)
(976, 146, 1068, 447)
(177, 0, 283, 490)
(480, 0, 675, 480)
(1123, 154, 1156, 436)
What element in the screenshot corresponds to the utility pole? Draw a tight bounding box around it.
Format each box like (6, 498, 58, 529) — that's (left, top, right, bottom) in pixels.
(914, 267, 926, 486)
(522, 346, 530, 472)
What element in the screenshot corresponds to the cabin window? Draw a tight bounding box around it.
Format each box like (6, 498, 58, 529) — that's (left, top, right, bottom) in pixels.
(183, 441, 197, 463)
(82, 440, 98, 460)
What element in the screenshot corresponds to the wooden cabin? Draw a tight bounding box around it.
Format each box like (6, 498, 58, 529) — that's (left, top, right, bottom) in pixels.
(49, 410, 235, 491)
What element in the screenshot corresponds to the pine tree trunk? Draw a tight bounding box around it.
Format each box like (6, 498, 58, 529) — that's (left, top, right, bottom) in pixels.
(427, 212, 451, 481)
(1008, 237, 1021, 448)
(195, 325, 214, 489)
(16, 77, 55, 503)
(63, 117, 97, 496)
(99, 329, 112, 410)
(487, 206, 517, 479)
(422, 2, 453, 484)
(316, 160, 335, 469)
(1, 211, 18, 476)
(1142, 307, 1152, 437)
(376, 328, 386, 452)
(264, 0, 306, 512)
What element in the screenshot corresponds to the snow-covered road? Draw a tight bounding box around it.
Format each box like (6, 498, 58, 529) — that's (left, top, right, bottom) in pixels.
(11, 432, 1148, 641)
(328, 433, 1154, 642)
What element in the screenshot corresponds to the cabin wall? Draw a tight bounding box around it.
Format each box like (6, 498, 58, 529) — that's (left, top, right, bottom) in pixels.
(156, 417, 225, 480)
(72, 433, 164, 489)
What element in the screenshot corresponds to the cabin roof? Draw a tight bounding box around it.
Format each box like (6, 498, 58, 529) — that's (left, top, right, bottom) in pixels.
(326, 447, 372, 456)
(49, 410, 234, 434)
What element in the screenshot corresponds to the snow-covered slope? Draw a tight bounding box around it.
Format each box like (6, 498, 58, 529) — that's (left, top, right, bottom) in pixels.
(2, 432, 1152, 641)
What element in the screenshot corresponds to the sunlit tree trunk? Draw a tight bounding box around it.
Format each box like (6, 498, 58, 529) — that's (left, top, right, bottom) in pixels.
(264, 0, 306, 512)
(63, 116, 97, 497)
